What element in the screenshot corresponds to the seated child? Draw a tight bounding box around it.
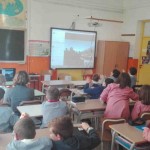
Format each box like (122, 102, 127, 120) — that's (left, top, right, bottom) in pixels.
(49, 116, 100, 150)
(109, 69, 120, 82)
(129, 67, 137, 87)
(0, 87, 18, 133)
(102, 78, 114, 88)
(4, 71, 34, 115)
(84, 74, 104, 99)
(7, 116, 53, 150)
(41, 86, 68, 128)
(100, 73, 139, 120)
(131, 85, 150, 120)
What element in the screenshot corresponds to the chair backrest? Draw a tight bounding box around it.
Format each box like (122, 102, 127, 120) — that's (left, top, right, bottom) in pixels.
(19, 100, 41, 106)
(0, 103, 10, 107)
(101, 118, 126, 142)
(140, 111, 150, 120)
(59, 88, 71, 97)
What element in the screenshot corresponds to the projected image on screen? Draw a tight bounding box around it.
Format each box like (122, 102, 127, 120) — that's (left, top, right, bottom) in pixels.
(50, 28, 97, 69)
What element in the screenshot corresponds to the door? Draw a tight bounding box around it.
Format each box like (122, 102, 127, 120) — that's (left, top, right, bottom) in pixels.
(138, 37, 150, 84)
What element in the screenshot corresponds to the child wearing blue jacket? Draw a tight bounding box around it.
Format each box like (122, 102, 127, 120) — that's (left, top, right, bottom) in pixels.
(84, 74, 104, 99)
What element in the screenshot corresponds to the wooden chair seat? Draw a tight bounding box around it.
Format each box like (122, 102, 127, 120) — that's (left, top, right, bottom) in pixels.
(140, 111, 150, 120)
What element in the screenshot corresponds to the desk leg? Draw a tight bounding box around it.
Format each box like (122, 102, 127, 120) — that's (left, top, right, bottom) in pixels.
(42, 84, 45, 93)
(77, 112, 82, 123)
(129, 144, 135, 150)
(111, 130, 116, 150)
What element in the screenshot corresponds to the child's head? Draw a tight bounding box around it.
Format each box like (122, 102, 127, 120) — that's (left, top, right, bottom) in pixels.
(0, 74, 6, 86)
(15, 71, 29, 86)
(0, 87, 5, 100)
(112, 69, 120, 78)
(116, 72, 131, 88)
(139, 85, 150, 105)
(14, 117, 36, 140)
(129, 67, 137, 76)
(104, 78, 114, 87)
(48, 116, 73, 141)
(92, 74, 100, 82)
(46, 86, 60, 100)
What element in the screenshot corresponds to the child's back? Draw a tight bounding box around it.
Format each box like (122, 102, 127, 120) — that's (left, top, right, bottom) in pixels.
(7, 117, 53, 150)
(7, 137, 52, 150)
(100, 73, 139, 120)
(131, 85, 150, 120)
(0, 87, 18, 133)
(41, 86, 68, 128)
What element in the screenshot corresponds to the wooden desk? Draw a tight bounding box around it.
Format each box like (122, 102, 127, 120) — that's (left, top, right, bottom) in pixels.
(110, 123, 147, 150)
(71, 100, 106, 112)
(17, 104, 42, 117)
(41, 80, 72, 92)
(69, 88, 87, 100)
(68, 100, 106, 128)
(34, 89, 45, 100)
(70, 80, 86, 86)
(41, 80, 87, 91)
(0, 128, 48, 150)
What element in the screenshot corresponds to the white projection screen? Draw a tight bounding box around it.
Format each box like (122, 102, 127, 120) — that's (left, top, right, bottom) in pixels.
(50, 28, 97, 69)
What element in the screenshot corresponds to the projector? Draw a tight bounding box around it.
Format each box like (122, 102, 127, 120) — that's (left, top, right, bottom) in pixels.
(88, 22, 102, 27)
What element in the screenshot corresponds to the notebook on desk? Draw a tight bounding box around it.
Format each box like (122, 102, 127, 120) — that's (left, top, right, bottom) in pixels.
(135, 125, 145, 131)
(72, 96, 85, 103)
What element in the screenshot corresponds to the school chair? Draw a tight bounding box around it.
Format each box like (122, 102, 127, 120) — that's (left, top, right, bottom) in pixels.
(101, 118, 126, 150)
(140, 111, 150, 120)
(59, 88, 71, 101)
(19, 100, 42, 128)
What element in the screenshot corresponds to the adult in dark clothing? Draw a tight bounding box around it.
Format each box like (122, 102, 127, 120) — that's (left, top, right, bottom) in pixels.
(4, 71, 34, 115)
(49, 116, 100, 150)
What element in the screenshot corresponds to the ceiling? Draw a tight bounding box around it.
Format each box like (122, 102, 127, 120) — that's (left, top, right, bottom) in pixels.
(37, 0, 124, 13)
(36, 0, 150, 13)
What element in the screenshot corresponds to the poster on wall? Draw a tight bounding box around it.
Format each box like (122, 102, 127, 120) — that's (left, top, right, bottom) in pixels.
(0, 0, 26, 28)
(142, 41, 150, 64)
(29, 40, 50, 57)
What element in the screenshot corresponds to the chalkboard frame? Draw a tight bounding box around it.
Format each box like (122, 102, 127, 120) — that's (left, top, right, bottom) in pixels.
(0, 28, 25, 62)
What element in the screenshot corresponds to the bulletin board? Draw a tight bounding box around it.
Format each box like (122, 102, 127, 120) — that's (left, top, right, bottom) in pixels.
(29, 40, 50, 57)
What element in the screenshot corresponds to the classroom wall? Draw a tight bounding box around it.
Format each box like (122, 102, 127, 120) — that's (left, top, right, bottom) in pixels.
(27, 0, 123, 78)
(28, 0, 123, 41)
(2, 0, 149, 80)
(122, 0, 150, 59)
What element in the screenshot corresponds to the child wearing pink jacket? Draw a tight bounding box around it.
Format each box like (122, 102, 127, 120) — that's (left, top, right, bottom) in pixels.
(100, 73, 139, 120)
(143, 127, 150, 141)
(131, 85, 150, 120)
